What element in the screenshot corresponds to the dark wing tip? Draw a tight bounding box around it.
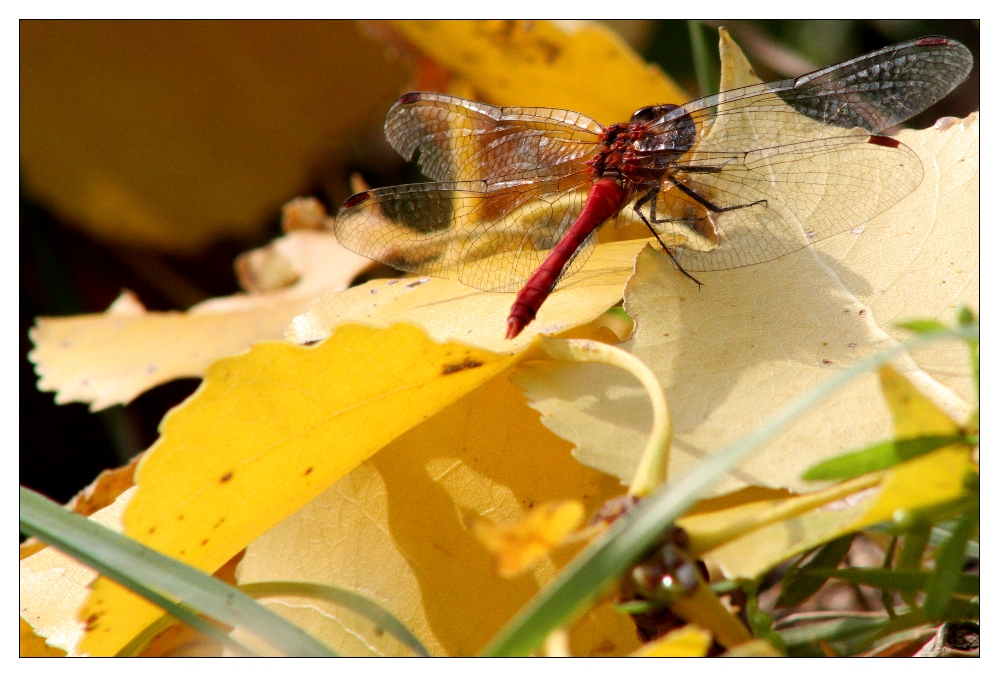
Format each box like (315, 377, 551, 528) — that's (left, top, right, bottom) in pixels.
(397, 92, 423, 106)
(868, 135, 901, 149)
(341, 191, 371, 210)
(915, 36, 951, 46)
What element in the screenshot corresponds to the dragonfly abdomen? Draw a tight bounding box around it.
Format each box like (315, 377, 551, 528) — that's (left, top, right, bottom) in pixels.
(505, 178, 626, 339)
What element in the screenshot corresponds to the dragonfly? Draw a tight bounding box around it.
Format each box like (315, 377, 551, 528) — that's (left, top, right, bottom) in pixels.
(334, 36, 972, 339)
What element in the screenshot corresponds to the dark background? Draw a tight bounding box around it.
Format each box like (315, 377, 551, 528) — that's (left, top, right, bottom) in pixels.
(20, 20, 979, 505)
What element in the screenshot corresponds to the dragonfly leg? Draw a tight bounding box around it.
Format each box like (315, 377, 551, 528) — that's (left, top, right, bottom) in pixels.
(633, 186, 703, 288)
(666, 175, 766, 214)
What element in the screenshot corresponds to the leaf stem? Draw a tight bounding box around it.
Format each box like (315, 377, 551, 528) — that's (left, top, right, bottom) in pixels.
(536, 337, 672, 497)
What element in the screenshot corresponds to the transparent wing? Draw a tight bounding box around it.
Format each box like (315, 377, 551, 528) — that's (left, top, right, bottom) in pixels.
(654, 135, 923, 271)
(640, 36, 973, 151)
(385, 92, 605, 184)
(334, 165, 596, 292)
(633, 37, 971, 271)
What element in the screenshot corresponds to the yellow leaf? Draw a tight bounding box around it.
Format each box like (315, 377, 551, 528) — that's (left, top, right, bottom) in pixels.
(389, 20, 688, 125)
(688, 367, 973, 580)
(287, 238, 650, 353)
(879, 365, 961, 438)
(19, 487, 136, 655)
(235, 375, 638, 657)
(20, 21, 408, 253)
(30, 231, 372, 410)
(847, 114, 980, 408)
(701, 499, 869, 581)
(678, 473, 883, 557)
(519, 31, 977, 494)
(20, 617, 67, 657)
(135, 622, 221, 658)
(473, 500, 585, 578)
(699, 445, 974, 580)
(631, 624, 712, 657)
(844, 444, 974, 531)
(77, 323, 522, 656)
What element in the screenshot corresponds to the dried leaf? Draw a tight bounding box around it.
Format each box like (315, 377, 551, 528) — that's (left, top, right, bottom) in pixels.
(387, 20, 688, 125)
(30, 231, 372, 410)
(20, 21, 408, 252)
(631, 624, 712, 657)
(235, 375, 638, 657)
(76, 324, 523, 656)
(20, 617, 67, 658)
(19, 487, 136, 655)
(515, 31, 977, 494)
(286, 239, 649, 352)
(64, 455, 142, 518)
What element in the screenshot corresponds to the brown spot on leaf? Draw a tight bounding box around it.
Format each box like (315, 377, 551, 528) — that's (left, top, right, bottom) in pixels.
(220, 472, 233, 483)
(148, 527, 156, 534)
(201, 539, 209, 546)
(442, 359, 483, 375)
(304, 467, 313, 476)
(84, 613, 100, 631)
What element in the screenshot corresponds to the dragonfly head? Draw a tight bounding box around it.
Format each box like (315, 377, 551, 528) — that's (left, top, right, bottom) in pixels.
(629, 104, 673, 126)
(629, 104, 697, 156)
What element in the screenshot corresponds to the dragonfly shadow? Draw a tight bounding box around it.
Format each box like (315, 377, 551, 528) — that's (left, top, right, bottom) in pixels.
(621, 243, 883, 486)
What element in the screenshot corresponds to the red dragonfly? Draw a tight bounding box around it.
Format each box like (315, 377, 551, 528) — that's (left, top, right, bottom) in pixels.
(335, 37, 972, 339)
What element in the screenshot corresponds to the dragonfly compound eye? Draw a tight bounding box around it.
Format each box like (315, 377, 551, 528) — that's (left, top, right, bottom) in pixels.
(631, 104, 697, 155)
(629, 105, 668, 125)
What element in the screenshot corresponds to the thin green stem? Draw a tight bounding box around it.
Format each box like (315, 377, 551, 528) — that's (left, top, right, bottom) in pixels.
(536, 337, 672, 497)
(687, 20, 716, 96)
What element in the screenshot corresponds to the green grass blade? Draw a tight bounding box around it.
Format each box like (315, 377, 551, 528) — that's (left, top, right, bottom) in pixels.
(19, 487, 337, 657)
(802, 435, 964, 481)
(924, 510, 977, 619)
(481, 326, 976, 656)
(895, 319, 949, 334)
(777, 614, 891, 647)
(687, 20, 716, 96)
(240, 581, 429, 657)
(810, 568, 978, 595)
(775, 534, 854, 608)
(931, 522, 979, 559)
